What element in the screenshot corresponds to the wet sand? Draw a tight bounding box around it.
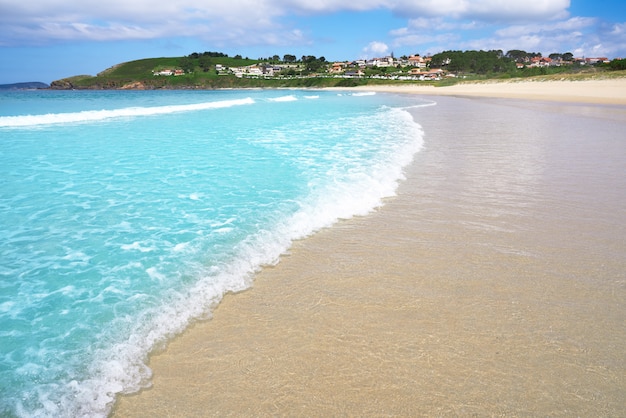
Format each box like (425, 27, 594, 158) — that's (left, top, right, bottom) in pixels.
(113, 87, 626, 416)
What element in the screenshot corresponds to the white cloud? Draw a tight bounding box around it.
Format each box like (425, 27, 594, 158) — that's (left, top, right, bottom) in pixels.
(399, 17, 481, 32)
(406, 17, 452, 31)
(6, 22, 162, 42)
(387, 11, 625, 59)
(0, 0, 573, 46)
(611, 22, 626, 36)
(390, 0, 570, 21)
(494, 17, 595, 38)
(362, 41, 389, 57)
(1, 0, 624, 60)
(283, 0, 386, 13)
(0, 0, 288, 44)
(486, 17, 607, 55)
(576, 21, 626, 58)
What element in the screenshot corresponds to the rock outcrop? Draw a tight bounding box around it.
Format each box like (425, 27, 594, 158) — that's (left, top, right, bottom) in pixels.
(119, 81, 147, 90)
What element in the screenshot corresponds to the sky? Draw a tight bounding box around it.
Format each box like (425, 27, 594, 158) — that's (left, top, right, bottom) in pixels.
(1, 0, 625, 84)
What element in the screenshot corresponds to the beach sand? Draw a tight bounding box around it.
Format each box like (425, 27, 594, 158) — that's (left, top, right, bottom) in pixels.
(344, 77, 626, 105)
(112, 81, 626, 417)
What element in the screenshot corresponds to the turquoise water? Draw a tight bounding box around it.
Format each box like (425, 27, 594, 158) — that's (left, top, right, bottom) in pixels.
(0, 89, 426, 417)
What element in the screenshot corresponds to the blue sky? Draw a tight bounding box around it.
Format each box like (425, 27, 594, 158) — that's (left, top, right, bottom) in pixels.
(1, 0, 625, 84)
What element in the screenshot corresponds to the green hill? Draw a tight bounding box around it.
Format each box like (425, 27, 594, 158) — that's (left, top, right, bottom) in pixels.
(49, 56, 294, 89)
(97, 57, 183, 77)
(49, 53, 626, 90)
(49, 55, 366, 90)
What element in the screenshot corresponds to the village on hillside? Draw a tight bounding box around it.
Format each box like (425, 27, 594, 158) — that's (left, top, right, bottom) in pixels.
(153, 53, 614, 82)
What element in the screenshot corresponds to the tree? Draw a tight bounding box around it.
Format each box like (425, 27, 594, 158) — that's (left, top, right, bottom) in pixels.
(506, 49, 529, 62)
(300, 55, 327, 73)
(431, 50, 514, 74)
(199, 55, 211, 72)
(608, 58, 626, 71)
(178, 57, 195, 73)
(283, 54, 297, 63)
(202, 51, 228, 58)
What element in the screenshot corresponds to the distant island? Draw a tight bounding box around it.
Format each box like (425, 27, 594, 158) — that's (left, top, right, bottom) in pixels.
(0, 82, 49, 90)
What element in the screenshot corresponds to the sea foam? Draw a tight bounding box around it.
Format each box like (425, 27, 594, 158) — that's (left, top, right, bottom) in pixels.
(0, 97, 255, 128)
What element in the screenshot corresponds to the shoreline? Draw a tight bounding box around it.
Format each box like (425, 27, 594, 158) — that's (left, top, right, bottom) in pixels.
(329, 77, 626, 105)
(112, 83, 626, 416)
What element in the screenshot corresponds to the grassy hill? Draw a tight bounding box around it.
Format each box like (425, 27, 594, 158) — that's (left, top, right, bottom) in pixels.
(49, 56, 369, 89)
(97, 57, 183, 77)
(51, 56, 295, 89)
(49, 55, 626, 90)
(51, 56, 258, 89)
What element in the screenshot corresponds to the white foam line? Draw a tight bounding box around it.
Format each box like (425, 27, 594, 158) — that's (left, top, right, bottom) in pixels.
(0, 97, 255, 128)
(268, 95, 298, 102)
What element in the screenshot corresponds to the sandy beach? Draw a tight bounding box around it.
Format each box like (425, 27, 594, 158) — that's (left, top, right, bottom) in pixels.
(342, 77, 626, 105)
(113, 80, 626, 417)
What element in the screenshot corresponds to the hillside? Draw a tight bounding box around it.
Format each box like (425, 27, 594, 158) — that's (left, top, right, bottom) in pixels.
(49, 54, 626, 90)
(49, 55, 370, 90)
(52, 56, 288, 89)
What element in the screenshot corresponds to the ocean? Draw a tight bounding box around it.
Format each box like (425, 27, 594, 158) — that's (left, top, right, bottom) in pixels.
(0, 89, 426, 417)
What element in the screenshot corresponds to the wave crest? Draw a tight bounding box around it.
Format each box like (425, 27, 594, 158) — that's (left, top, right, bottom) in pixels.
(0, 97, 255, 128)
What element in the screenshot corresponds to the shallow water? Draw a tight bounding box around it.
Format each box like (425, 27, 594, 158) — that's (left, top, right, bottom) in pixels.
(0, 89, 425, 417)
